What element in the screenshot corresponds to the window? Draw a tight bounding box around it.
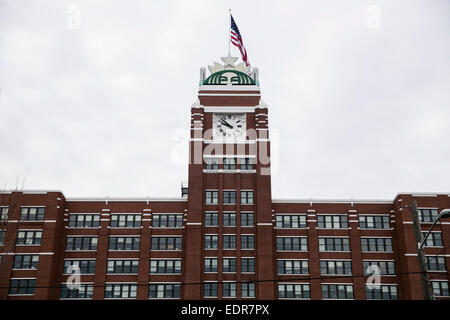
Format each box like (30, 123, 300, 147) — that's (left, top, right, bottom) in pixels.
(111, 214, 141, 228)
(8, 279, 35, 295)
(240, 158, 254, 170)
(206, 191, 219, 204)
(418, 208, 439, 223)
(150, 236, 182, 251)
(13, 255, 39, 269)
(107, 260, 139, 274)
(104, 283, 137, 299)
(152, 214, 183, 228)
(150, 260, 182, 274)
(421, 232, 443, 247)
(241, 212, 254, 227)
(363, 261, 395, 275)
(223, 235, 236, 249)
(278, 284, 310, 299)
(63, 260, 96, 274)
(426, 256, 447, 271)
(241, 191, 254, 205)
(223, 191, 236, 204)
(204, 282, 218, 298)
(317, 215, 348, 229)
(0, 230, 6, 246)
(66, 236, 98, 251)
(241, 258, 255, 273)
(205, 212, 218, 227)
(322, 284, 354, 299)
(205, 235, 218, 249)
(222, 282, 237, 298)
(223, 158, 236, 170)
(204, 258, 218, 273)
(223, 258, 237, 272)
(20, 207, 45, 221)
(359, 215, 390, 229)
(1, 207, 9, 221)
(277, 260, 309, 275)
(319, 238, 350, 252)
(241, 235, 255, 249)
(431, 281, 449, 297)
(276, 215, 307, 228)
(61, 283, 94, 299)
(366, 285, 398, 300)
(320, 260, 352, 275)
(68, 214, 100, 228)
(223, 212, 236, 227)
(205, 158, 219, 170)
(149, 284, 180, 299)
(361, 238, 392, 252)
(17, 230, 42, 246)
(277, 237, 308, 251)
(242, 282, 255, 298)
(109, 236, 140, 251)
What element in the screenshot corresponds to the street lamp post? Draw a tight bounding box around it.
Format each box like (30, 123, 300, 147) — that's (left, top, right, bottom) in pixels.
(419, 208, 450, 250)
(411, 201, 450, 300)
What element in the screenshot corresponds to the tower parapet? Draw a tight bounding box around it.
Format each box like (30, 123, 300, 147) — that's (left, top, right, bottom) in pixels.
(199, 53, 259, 87)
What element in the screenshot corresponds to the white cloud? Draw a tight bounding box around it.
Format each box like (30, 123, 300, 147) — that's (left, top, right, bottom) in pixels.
(0, 0, 449, 198)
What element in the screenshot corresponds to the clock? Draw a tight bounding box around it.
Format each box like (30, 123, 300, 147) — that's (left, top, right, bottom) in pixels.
(213, 113, 246, 140)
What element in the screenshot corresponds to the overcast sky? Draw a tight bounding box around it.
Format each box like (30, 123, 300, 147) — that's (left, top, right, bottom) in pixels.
(0, 0, 449, 200)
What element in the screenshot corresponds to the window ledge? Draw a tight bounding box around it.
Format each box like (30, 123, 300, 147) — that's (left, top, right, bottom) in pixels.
(316, 227, 351, 230)
(149, 273, 182, 275)
(66, 227, 101, 229)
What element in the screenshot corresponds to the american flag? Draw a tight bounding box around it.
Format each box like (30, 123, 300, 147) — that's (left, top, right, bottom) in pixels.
(230, 14, 250, 67)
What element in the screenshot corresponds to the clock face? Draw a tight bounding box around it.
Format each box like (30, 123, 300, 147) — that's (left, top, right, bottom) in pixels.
(213, 113, 246, 140)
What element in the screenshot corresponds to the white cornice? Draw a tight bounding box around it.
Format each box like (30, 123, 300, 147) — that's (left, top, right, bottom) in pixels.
(2, 190, 449, 204)
(66, 197, 187, 202)
(274, 192, 450, 204)
(203, 106, 257, 113)
(272, 199, 394, 204)
(199, 93, 260, 97)
(0, 189, 64, 194)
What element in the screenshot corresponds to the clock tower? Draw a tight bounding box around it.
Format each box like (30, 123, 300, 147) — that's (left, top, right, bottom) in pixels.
(183, 54, 275, 299)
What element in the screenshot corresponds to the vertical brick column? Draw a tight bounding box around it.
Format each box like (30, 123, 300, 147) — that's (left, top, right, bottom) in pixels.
(184, 105, 204, 299)
(217, 171, 224, 298)
(348, 208, 364, 300)
(35, 193, 66, 300)
(307, 208, 321, 300)
(93, 207, 110, 299)
(0, 192, 22, 300)
(255, 127, 275, 299)
(235, 172, 242, 298)
(393, 195, 422, 299)
(137, 207, 151, 299)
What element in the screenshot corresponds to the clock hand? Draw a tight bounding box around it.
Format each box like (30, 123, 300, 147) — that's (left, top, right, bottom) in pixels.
(220, 120, 233, 129)
(220, 117, 234, 127)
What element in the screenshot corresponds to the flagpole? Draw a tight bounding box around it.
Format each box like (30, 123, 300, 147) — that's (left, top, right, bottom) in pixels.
(228, 9, 231, 55)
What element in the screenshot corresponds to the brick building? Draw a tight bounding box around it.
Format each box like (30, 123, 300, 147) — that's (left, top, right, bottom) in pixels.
(0, 55, 449, 300)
